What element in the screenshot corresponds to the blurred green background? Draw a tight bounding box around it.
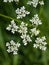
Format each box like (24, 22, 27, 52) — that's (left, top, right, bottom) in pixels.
(0, 0, 49, 65)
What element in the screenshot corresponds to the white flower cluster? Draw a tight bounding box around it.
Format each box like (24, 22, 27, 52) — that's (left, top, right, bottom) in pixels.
(18, 22, 32, 45)
(6, 20, 19, 34)
(6, 20, 32, 46)
(27, 0, 44, 8)
(21, 34, 32, 45)
(18, 22, 28, 34)
(6, 17, 47, 51)
(30, 14, 42, 26)
(3, 0, 19, 2)
(30, 28, 40, 37)
(5, 0, 47, 54)
(39, 1, 44, 5)
(29, 14, 47, 51)
(33, 36, 47, 51)
(6, 40, 20, 54)
(15, 6, 30, 19)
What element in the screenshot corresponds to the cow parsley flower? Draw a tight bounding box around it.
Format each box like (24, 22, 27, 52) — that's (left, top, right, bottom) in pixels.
(6, 20, 19, 34)
(27, 0, 39, 8)
(18, 22, 32, 45)
(6, 40, 20, 54)
(30, 28, 40, 37)
(18, 22, 28, 34)
(27, 0, 44, 8)
(39, 1, 44, 5)
(32, 0, 39, 8)
(3, 0, 19, 2)
(15, 6, 30, 19)
(30, 14, 42, 26)
(21, 34, 32, 45)
(33, 36, 47, 51)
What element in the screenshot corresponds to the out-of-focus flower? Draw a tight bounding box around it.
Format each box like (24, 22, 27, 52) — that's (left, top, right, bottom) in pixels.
(3, 0, 19, 2)
(27, 0, 44, 8)
(30, 28, 40, 37)
(39, 1, 44, 5)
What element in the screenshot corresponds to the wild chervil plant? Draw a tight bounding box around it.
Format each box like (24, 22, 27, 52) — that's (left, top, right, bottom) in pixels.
(0, 0, 49, 65)
(6, 0, 47, 54)
(3, 0, 47, 54)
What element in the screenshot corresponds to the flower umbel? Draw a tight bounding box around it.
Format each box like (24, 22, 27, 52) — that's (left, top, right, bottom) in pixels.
(27, 0, 44, 8)
(18, 22, 32, 45)
(33, 36, 47, 51)
(6, 40, 20, 54)
(27, 0, 39, 8)
(6, 20, 19, 34)
(6, 19, 47, 51)
(30, 14, 42, 26)
(21, 34, 32, 45)
(39, 0, 44, 5)
(30, 28, 40, 37)
(15, 6, 30, 19)
(18, 22, 28, 34)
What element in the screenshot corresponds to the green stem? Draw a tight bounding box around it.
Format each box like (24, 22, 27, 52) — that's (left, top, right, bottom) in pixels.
(0, 13, 21, 23)
(0, 13, 32, 27)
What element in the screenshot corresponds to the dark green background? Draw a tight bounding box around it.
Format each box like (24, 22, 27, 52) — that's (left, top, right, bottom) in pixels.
(0, 0, 49, 65)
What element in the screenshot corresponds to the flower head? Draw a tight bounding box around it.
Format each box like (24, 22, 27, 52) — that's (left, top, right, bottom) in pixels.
(6, 40, 20, 54)
(6, 20, 19, 34)
(27, 0, 44, 8)
(21, 34, 32, 45)
(33, 36, 47, 51)
(15, 6, 30, 19)
(30, 28, 40, 37)
(39, 1, 44, 5)
(18, 22, 28, 34)
(30, 14, 42, 26)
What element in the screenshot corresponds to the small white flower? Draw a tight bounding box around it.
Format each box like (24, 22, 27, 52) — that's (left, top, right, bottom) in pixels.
(27, 1, 32, 5)
(15, 6, 30, 19)
(14, 0, 19, 2)
(16, 42, 20, 47)
(3, 0, 7, 2)
(18, 22, 28, 34)
(6, 42, 10, 46)
(27, 0, 39, 8)
(30, 28, 40, 36)
(21, 34, 32, 45)
(3, 0, 19, 2)
(33, 36, 47, 51)
(6, 40, 20, 54)
(33, 43, 39, 48)
(13, 51, 17, 55)
(30, 14, 42, 26)
(42, 36, 46, 41)
(39, 1, 44, 5)
(32, 0, 39, 8)
(27, 0, 44, 8)
(40, 46, 47, 51)
(6, 20, 19, 34)
(23, 39, 27, 45)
